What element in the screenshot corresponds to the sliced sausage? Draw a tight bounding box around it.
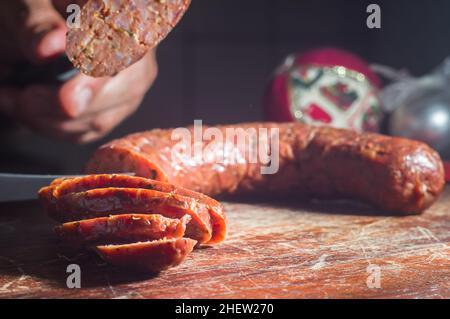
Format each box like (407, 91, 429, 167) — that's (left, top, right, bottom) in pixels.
(56, 214, 190, 248)
(39, 174, 219, 273)
(38, 174, 227, 244)
(41, 174, 225, 244)
(46, 188, 212, 243)
(95, 238, 197, 273)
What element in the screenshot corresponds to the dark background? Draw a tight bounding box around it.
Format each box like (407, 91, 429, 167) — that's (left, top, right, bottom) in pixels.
(2, 0, 450, 173)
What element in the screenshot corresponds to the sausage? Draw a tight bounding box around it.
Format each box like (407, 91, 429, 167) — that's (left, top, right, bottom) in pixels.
(95, 238, 197, 273)
(39, 175, 226, 244)
(38, 175, 224, 273)
(40, 174, 225, 243)
(52, 188, 212, 243)
(86, 122, 445, 214)
(66, 0, 191, 76)
(56, 214, 190, 248)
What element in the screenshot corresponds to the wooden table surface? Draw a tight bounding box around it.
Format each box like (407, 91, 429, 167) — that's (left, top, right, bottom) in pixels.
(0, 187, 449, 299)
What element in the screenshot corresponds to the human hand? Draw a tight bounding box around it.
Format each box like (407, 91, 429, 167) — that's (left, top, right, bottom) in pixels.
(0, 0, 158, 143)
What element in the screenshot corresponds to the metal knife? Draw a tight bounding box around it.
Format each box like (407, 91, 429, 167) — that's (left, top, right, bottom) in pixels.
(0, 54, 79, 87)
(0, 173, 75, 202)
(0, 173, 134, 202)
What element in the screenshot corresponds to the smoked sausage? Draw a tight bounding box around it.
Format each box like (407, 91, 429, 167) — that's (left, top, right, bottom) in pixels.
(87, 122, 446, 214)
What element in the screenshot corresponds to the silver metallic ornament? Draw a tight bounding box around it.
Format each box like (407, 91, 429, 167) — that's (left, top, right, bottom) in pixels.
(378, 60, 450, 158)
(389, 86, 450, 157)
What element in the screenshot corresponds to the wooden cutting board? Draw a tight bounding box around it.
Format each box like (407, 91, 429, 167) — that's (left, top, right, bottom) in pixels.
(0, 187, 449, 299)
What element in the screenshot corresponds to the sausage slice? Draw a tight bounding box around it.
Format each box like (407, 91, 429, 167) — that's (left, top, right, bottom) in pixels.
(66, 0, 191, 76)
(41, 174, 225, 243)
(38, 174, 227, 244)
(56, 214, 190, 248)
(39, 174, 222, 273)
(95, 238, 197, 273)
(47, 188, 212, 243)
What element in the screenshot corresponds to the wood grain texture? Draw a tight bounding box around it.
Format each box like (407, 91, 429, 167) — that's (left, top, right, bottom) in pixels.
(0, 187, 449, 299)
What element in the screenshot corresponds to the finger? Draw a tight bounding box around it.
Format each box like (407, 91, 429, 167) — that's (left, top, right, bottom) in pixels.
(14, 84, 78, 141)
(33, 27, 67, 62)
(17, 110, 94, 143)
(7, 82, 91, 142)
(43, 103, 132, 136)
(40, 114, 93, 135)
(20, 101, 137, 144)
(70, 50, 158, 141)
(58, 73, 110, 118)
(73, 102, 140, 144)
(16, 74, 109, 123)
(82, 50, 158, 115)
(18, 0, 67, 63)
(20, 117, 87, 143)
(90, 101, 140, 134)
(58, 51, 154, 120)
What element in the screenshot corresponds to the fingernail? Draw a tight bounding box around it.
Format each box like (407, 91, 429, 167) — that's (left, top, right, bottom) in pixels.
(74, 86, 93, 116)
(41, 34, 63, 57)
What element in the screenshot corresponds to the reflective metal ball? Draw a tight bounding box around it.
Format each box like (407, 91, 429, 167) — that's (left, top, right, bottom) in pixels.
(389, 88, 450, 157)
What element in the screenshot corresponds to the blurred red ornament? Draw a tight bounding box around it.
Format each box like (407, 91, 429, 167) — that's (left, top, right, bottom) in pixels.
(445, 162, 450, 182)
(264, 47, 383, 132)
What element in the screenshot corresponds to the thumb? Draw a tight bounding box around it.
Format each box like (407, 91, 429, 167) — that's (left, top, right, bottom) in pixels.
(30, 27, 67, 63)
(18, 2, 67, 64)
(58, 74, 109, 118)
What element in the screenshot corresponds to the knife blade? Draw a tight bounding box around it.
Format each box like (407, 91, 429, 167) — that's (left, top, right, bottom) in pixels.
(0, 173, 74, 202)
(0, 173, 134, 202)
(0, 54, 79, 88)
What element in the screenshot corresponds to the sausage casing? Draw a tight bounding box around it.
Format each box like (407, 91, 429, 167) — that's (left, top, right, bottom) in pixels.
(87, 123, 445, 214)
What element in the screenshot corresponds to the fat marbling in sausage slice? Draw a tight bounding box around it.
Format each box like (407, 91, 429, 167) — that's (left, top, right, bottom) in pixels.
(66, 0, 191, 76)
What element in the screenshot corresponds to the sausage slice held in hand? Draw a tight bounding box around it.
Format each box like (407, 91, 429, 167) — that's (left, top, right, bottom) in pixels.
(66, 0, 191, 76)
